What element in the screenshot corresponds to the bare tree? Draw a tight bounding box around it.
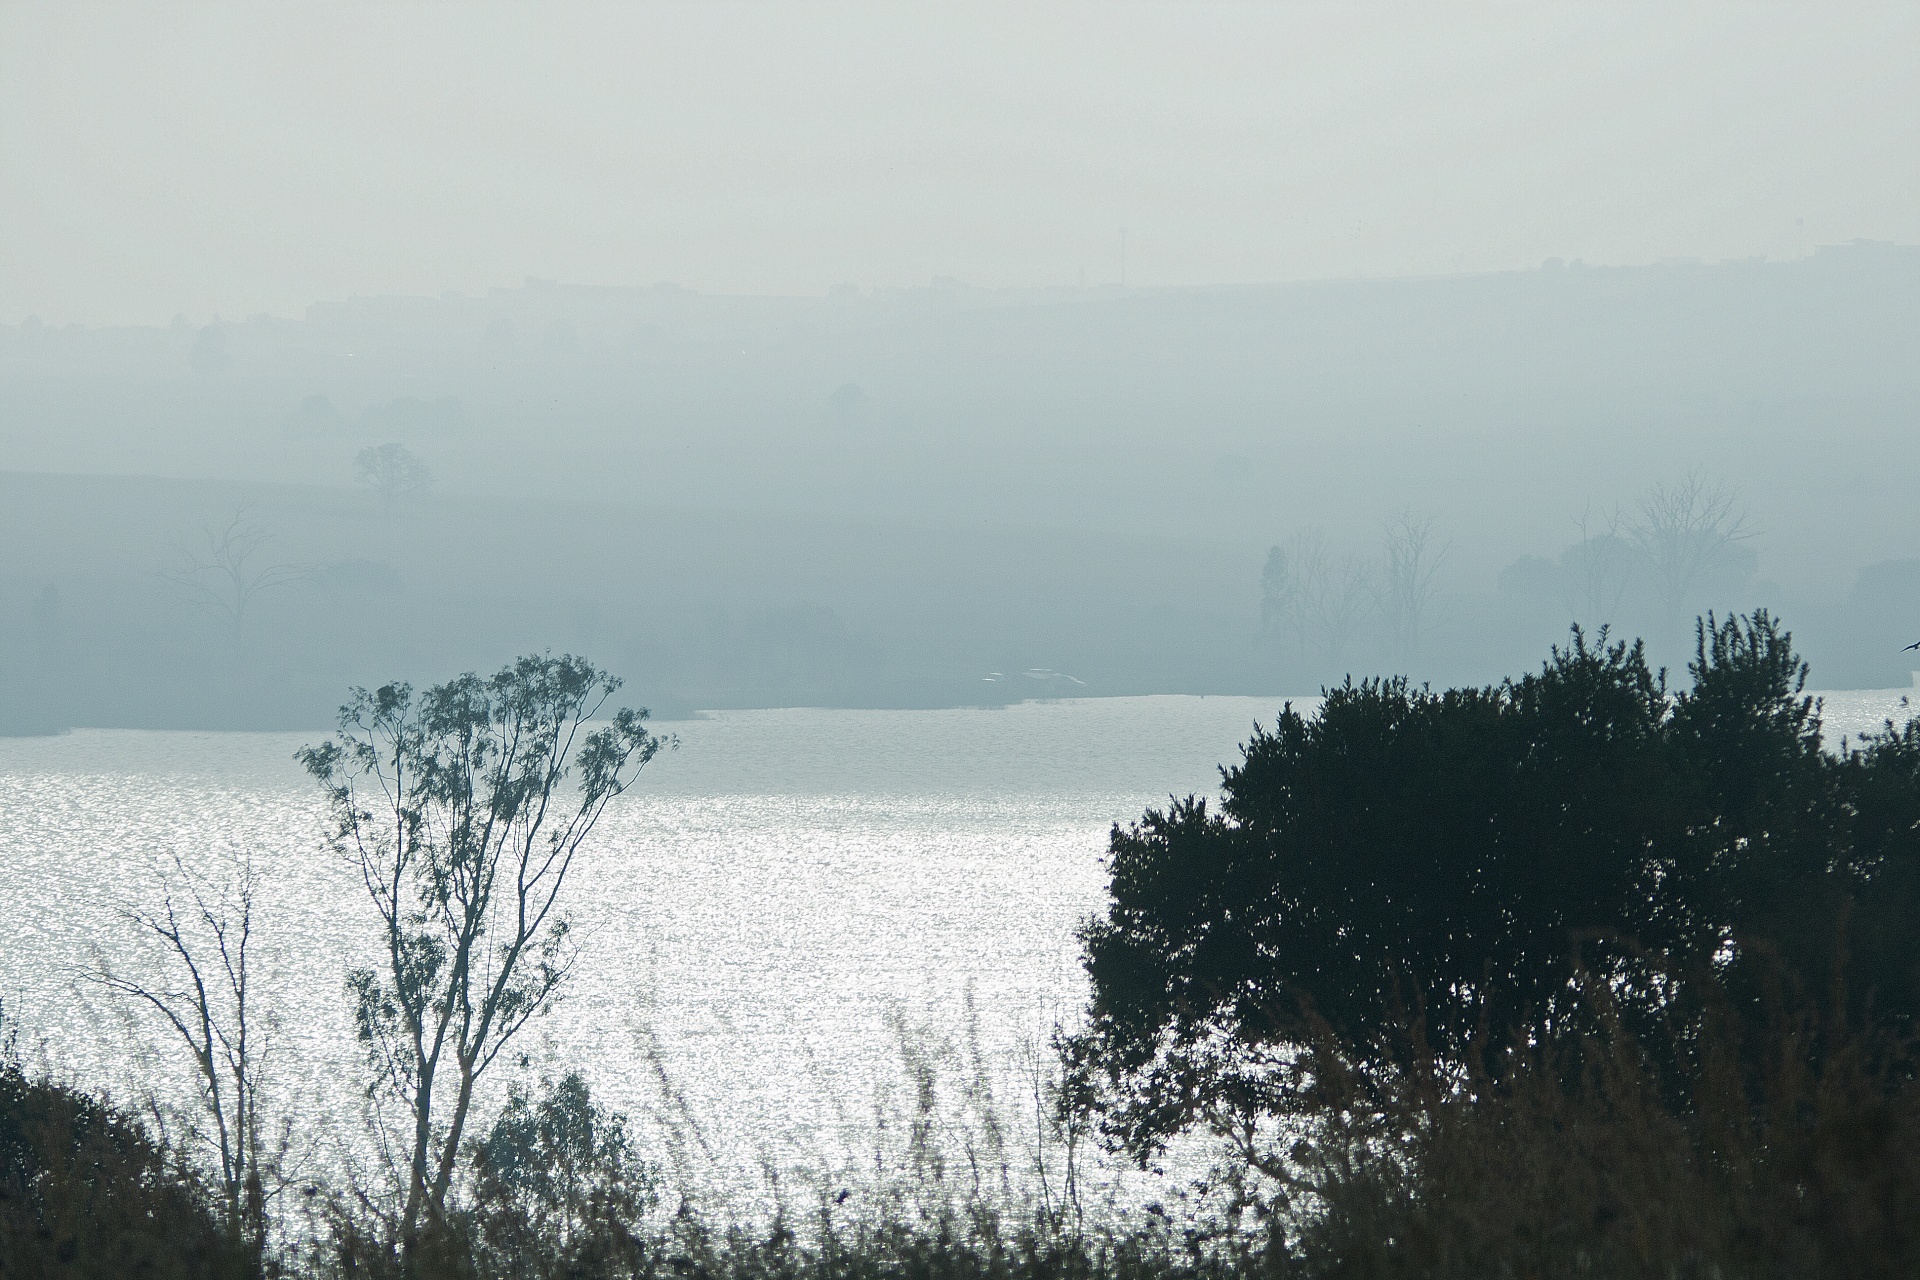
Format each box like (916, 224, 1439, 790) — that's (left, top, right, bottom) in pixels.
(1375, 511, 1447, 669)
(1562, 503, 1635, 629)
(1258, 544, 1300, 652)
(354, 442, 433, 516)
(296, 655, 664, 1258)
(168, 505, 306, 659)
(1263, 529, 1373, 677)
(1629, 471, 1757, 639)
(87, 850, 283, 1263)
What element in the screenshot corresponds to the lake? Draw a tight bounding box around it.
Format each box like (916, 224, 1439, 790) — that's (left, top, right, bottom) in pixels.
(3, 686, 1912, 1212)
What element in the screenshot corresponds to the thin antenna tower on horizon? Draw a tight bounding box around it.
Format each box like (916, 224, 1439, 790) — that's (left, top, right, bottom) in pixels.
(1120, 226, 1129, 288)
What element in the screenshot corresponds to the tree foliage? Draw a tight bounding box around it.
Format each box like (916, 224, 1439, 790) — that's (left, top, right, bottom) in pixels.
(1065, 611, 1920, 1166)
(467, 1072, 656, 1277)
(298, 653, 664, 1254)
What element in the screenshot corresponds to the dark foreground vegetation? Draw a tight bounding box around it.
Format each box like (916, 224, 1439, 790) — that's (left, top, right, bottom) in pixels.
(5, 612, 1917, 1277)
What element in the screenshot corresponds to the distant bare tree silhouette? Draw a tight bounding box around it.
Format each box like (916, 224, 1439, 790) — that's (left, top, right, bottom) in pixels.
(1262, 529, 1373, 676)
(354, 442, 433, 516)
(1564, 504, 1634, 630)
(1630, 471, 1756, 640)
(167, 505, 305, 661)
(1376, 511, 1447, 669)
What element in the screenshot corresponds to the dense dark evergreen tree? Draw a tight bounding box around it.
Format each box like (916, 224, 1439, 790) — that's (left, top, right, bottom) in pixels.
(1065, 612, 1920, 1164)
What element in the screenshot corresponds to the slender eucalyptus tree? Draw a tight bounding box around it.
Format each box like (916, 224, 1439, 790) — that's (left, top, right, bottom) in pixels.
(297, 654, 663, 1256)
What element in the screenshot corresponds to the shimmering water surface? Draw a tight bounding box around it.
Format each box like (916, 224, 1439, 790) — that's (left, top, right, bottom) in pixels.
(3, 688, 1913, 1205)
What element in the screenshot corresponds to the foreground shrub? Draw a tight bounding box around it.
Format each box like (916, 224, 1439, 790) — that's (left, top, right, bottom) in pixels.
(1067, 611, 1920, 1168)
(467, 1071, 658, 1278)
(0, 1057, 248, 1279)
(1290, 972, 1920, 1280)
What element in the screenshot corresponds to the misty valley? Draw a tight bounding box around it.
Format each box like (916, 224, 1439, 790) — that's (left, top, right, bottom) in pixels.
(4, 245, 1919, 740)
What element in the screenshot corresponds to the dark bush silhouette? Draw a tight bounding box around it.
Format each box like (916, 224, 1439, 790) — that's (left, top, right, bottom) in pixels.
(1065, 612, 1920, 1166)
(1290, 966, 1920, 1279)
(0, 1056, 247, 1278)
(467, 1072, 657, 1278)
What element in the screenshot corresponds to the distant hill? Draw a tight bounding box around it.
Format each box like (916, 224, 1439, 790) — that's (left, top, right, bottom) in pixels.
(3, 246, 1916, 728)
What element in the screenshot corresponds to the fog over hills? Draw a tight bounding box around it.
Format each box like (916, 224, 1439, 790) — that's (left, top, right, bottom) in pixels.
(4, 242, 1918, 732)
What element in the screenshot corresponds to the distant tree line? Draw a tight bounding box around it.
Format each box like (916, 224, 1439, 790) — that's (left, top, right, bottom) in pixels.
(1259, 470, 1767, 685)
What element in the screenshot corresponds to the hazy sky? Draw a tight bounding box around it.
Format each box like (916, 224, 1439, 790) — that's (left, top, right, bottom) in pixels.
(3, 2, 1916, 325)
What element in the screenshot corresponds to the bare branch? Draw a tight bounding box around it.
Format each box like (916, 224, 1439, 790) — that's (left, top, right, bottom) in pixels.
(1375, 511, 1448, 670)
(1263, 528, 1374, 678)
(87, 849, 278, 1262)
(1565, 503, 1634, 627)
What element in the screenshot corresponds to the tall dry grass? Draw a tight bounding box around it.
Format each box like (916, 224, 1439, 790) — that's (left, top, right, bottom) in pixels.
(1288, 966, 1920, 1280)
(7, 993, 1917, 1279)
(8, 962, 1917, 1279)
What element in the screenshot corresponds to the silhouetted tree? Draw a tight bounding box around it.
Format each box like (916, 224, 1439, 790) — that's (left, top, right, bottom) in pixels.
(1630, 470, 1756, 640)
(284, 393, 341, 435)
(297, 655, 663, 1259)
(1261, 529, 1371, 677)
(167, 505, 306, 661)
(88, 851, 282, 1264)
(1374, 511, 1445, 668)
(468, 1072, 655, 1276)
(1563, 503, 1634, 629)
(353, 442, 433, 516)
(1257, 545, 1298, 653)
(1063, 611, 1920, 1173)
